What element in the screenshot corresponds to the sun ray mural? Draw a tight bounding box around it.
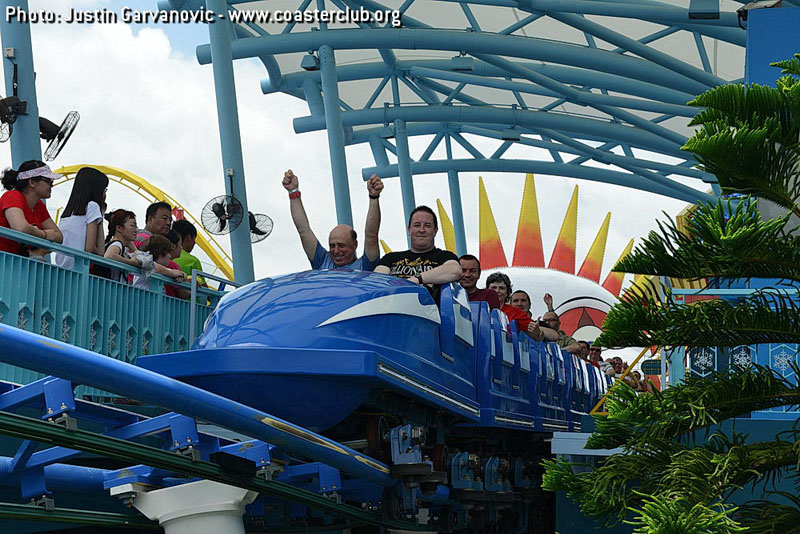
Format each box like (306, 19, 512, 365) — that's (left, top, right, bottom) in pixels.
(436, 199, 458, 254)
(434, 174, 636, 342)
(548, 185, 579, 274)
(512, 174, 545, 268)
(478, 177, 508, 269)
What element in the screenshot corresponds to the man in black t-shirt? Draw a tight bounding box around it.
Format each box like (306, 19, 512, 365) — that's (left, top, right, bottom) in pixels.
(375, 206, 461, 300)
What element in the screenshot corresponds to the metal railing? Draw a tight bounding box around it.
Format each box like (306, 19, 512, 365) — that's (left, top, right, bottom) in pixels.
(0, 226, 235, 397)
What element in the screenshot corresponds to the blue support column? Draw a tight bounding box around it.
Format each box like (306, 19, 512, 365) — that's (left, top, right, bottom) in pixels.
(318, 45, 353, 226)
(205, 0, 254, 284)
(445, 134, 467, 255)
(394, 119, 415, 234)
(667, 346, 685, 387)
(0, 0, 42, 165)
(391, 75, 415, 243)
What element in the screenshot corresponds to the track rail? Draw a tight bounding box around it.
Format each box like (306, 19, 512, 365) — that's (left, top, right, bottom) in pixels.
(0, 411, 427, 531)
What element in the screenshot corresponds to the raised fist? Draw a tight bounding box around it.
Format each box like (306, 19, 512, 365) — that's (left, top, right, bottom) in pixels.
(367, 174, 384, 197)
(543, 293, 553, 308)
(282, 170, 299, 191)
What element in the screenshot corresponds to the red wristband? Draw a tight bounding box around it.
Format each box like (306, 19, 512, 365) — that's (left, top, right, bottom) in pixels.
(289, 191, 301, 199)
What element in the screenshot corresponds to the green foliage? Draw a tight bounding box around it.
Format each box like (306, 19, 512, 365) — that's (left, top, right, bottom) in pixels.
(614, 199, 800, 282)
(684, 60, 800, 214)
(737, 491, 800, 534)
(595, 286, 800, 348)
(626, 493, 746, 534)
(544, 55, 800, 534)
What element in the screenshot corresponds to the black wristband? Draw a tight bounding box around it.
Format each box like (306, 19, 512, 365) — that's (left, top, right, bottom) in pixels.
(418, 272, 424, 284)
(369, 194, 380, 199)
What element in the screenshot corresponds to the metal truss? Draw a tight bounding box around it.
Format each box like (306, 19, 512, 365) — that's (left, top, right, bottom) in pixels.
(163, 0, 776, 253)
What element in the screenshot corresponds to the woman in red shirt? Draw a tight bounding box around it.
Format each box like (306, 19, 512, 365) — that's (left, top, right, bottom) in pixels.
(0, 160, 63, 256)
(485, 271, 534, 334)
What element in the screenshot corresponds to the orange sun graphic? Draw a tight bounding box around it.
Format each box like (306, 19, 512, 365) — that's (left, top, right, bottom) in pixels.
(441, 174, 634, 342)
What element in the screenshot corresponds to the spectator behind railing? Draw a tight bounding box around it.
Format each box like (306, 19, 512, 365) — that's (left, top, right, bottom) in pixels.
(133, 201, 172, 249)
(133, 235, 185, 291)
(54, 167, 108, 269)
(0, 160, 63, 258)
(172, 219, 206, 286)
(103, 209, 142, 283)
(484, 271, 535, 337)
(165, 230, 191, 299)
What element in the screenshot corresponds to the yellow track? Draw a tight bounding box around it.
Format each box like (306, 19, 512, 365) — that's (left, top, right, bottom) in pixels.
(53, 164, 234, 280)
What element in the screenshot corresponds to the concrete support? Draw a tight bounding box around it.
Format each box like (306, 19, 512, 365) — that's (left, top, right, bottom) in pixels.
(444, 135, 467, 256)
(319, 45, 353, 226)
(205, 0, 254, 283)
(0, 0, 42, 165)
(115, 480, 257, 534)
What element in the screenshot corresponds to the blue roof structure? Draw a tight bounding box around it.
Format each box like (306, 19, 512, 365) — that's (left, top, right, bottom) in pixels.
(159, 0, 793, 272)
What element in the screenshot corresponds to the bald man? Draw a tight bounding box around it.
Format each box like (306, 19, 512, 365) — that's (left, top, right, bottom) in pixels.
(283, 169, 382, 270)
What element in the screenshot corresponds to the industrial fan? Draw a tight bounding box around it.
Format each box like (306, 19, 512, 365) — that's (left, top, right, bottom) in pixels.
(0, 96, 25, 143)
(40, 111, 79, 161)
(248, 212, 273, 243)
(201, 195, 244, 235)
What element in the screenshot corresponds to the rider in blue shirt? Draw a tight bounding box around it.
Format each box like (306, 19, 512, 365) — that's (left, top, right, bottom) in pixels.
(283, 169, 383, 270)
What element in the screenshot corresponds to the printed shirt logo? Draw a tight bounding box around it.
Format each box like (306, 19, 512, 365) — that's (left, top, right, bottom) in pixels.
(388, 257, 438, 279)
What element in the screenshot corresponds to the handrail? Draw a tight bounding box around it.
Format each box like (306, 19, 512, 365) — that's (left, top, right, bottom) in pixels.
(589, 346, 653, 416)
(0, 226, 229, 297)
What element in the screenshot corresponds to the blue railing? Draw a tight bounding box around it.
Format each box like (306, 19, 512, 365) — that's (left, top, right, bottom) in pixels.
(670, 288, 800, 420)
(0, 226, 232, 398)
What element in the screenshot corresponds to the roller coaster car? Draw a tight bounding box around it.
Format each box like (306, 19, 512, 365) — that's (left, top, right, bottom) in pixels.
(138, 270, 602, 436)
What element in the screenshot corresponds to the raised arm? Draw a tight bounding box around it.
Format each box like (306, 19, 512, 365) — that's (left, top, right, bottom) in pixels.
(543, 293, 555, 312)
(363, 175, 383, 262)
(283, 169, 318, 262)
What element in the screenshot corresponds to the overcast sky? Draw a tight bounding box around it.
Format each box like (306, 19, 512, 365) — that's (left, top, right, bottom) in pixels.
(1, 0, 694, 287)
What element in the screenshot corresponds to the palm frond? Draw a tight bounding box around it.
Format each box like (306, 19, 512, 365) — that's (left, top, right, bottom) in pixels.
(613, 198, 800, 282)
(595, 285, 800, 348)
(684, 74, 800, 209)
(586, 365, 800, 449)
(772, 53, 800, 77)
(626, 492, 746, 534)
(688, 83, 798, 139)
(737, 492, 800, 534)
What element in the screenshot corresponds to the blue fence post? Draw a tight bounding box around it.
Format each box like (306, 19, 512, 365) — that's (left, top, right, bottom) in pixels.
(0, 0, 43, 165)
(205, 0, 255, 284)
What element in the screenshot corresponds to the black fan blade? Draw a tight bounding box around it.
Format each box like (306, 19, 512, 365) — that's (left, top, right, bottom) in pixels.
(212, 202, 226, 218)
(227, 200, 242, 217)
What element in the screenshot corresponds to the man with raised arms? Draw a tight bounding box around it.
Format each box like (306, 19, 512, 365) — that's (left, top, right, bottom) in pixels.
(374, 206, 462, 302)
(283, 169, 383, 270)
